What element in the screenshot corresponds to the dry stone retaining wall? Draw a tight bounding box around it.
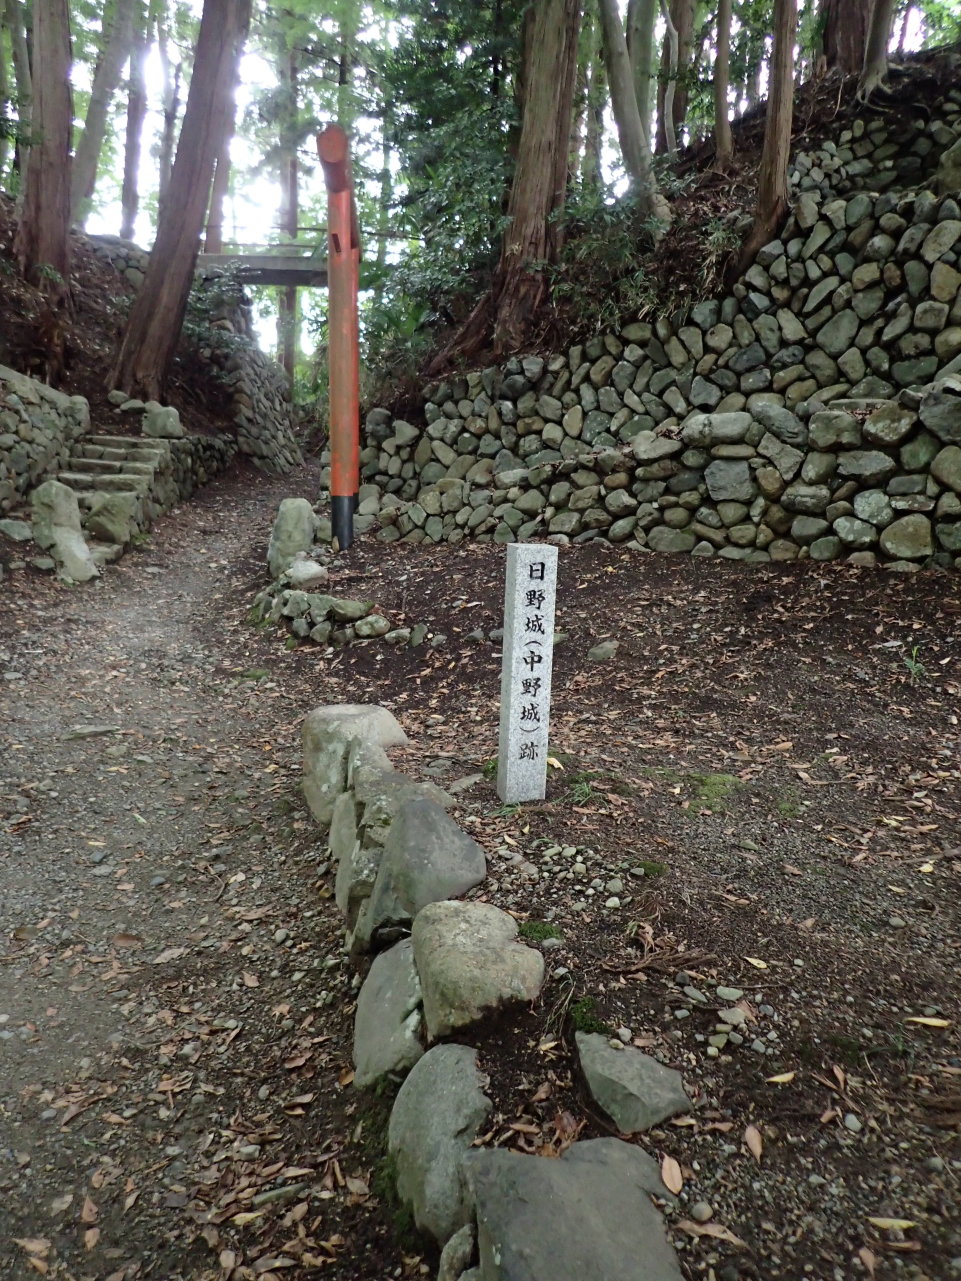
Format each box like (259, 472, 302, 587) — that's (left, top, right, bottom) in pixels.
(342, 88, 961, 571)
(0, 364, 90, 514)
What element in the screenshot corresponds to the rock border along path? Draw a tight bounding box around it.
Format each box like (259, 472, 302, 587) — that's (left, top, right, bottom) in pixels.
(304, 700, 692, 1281)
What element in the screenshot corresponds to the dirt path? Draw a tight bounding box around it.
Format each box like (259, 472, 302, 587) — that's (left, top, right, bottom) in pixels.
(0, 464, 404, 1281)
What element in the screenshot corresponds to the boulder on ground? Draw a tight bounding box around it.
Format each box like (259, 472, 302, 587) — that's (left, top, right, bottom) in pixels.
(85, 491, 140, 545)
(302, 704, 406, 828)
(142, 400, 184, 438)
(353, 938, 424, 1088)
(412, 900, 544, 1039)
(30, 480, 99, 583)
(576, 1032, 690, 1133)
(465, 1139, 684, 1281)
(268, 497, 317, 579)
(388, 1044, 491, 1246)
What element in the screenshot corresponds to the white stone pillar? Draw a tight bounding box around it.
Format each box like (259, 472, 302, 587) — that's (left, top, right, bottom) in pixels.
(496, 544, 557, 804)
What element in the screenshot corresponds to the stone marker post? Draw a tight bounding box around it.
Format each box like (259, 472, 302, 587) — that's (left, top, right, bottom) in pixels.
(497, 544, 557, 804)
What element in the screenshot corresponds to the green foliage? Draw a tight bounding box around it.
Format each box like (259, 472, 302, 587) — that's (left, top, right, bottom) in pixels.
(518, 920, 563, 943)
(569, 996, 609, 1035)
(902, 644, 927, 684)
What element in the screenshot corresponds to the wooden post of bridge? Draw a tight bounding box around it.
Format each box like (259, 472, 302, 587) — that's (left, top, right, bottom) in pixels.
(318, 124, 361, 551)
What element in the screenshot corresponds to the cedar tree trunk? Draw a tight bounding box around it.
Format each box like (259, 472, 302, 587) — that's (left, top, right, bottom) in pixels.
(818, 0, 872, 75)
(655, 0, 693, 153)
(626, 0, 657, 143)
(14, 0, 72, 302)
(110, 0, 252, 400)
(733, 0, 797, 278)
(713, 0, 733, 170)
(4, 0, 33, 177)
(491, 0, 581, 354)
(71, 0, 136, 224)
(121, 0, 148, 240)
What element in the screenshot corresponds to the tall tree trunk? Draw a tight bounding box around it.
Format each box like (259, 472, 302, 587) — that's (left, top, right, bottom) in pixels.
(110, 0, 252, 400)
(337, 0, 358, 129)
(658, 0, 679, 156)
(121, 0, 147, 240)
(4, 0, 32, 179)
(734, 0, 797, 277)
(626, 0, 656, 143)
(372, 106, 392, 311)
(655, 0, 693, 153)
(581, 7, 606, 188)
(157, 15, 180, 204)
(859, 0, 896, 100)
(14, 0, 72, 303)
(0, 27, 10, 181)
(598, 0, 667, 228)
(713, 0, 733, 170)
(204, 134, 232, 253)
(277, 40, 299, 382)
(71, 0, 136, 224)
(818, 0, 872, 74)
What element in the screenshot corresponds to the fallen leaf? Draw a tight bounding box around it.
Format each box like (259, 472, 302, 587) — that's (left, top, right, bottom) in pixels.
(252, 1257, 298, 1273)
(232, 1210, 264, 1226)
(660, 1154, 683, 1194)
(905, 1017, 952, 1028)
(743, 957, 768, 969)
(744, 1123, 763, 1162)
(83, 1227, 100, 1250)
(676, 1220, 749, 1248)
(50, 1193, 73, 1215)
(111, 933, 142, 949)
(242, 971, 260, 988)
(859, 1246, 877, 1278)
(766, 1071, 796, 1084)
(345, 1176, 369, 1197)
(152, 946, 187, 965)
(14, 1240, 51, 1258)
(81, 1196, 98, 1225)
(867, 1217, 917, 1231)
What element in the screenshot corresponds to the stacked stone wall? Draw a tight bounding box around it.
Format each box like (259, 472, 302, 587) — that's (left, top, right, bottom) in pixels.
(343, 88, 961, 570)
(0, 365, 90, 514)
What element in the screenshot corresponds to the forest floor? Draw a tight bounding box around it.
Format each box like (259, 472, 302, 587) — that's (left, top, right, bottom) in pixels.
(0, 460, 959, 1281)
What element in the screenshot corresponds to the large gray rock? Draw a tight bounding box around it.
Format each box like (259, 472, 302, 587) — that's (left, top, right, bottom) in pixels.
(836, 450, 897, 485)
(704, 459, 754, 502)
(30, 480, 99, 583)
(268, 497, 317, 579)
(142, 400, 184, 438)
(302, 704, 406, 828)
(630, 431, 683, 462)
(85, 491, 140, 545)
(751, 402, 808, 447)
(919, 378, 961, 443)
(465, 1139, 684, 1281)
(388, 1044, 492, 1246)
(932, 446, 961, 493)
(352, 800, 487, 951)
(576, 1033, 691, 1133)
(412, 901, 545, 1039)
(353, 939, 424, 1088)
(879, 514, 934, 560)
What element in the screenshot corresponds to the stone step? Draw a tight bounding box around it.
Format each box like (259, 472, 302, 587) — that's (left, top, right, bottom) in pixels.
(85, 434, 170, 454)
(69, 456, 155, 477)
(57, 471, 151, 494)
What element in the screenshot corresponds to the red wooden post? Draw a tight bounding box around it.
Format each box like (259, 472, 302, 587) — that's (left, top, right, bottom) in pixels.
(318, 124, 361, 551)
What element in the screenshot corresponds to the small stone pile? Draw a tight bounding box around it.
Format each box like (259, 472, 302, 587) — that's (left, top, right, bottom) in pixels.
(302, 703, 692, 1281)
(338, 78, 961, 571)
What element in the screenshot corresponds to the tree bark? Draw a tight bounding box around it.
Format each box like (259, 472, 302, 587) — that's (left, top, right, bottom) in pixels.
(157, 13, 180, 204)
(489, 0, 581, 354)
(4, 0, 32, 177)
(713, 0, 733, 170)
(859, 0, 896, 100)
(580, 6, 606, 188)
(598, 0, 667, 228)
(0, 28, 10, 180)
(655, 0, 693, 153)
(277, 39, 299, 382)
(658, 0, 679, 156)
(626, 0, 656, 144)
(204, 134, 232, 253)
(14, 0, 73, 303)
(121, 0, 148, 240)
(110, 0, 252, 400)
(818, 0, 872, 75)
(71, 0, 136, 225)
(733, 0, 797, 278)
